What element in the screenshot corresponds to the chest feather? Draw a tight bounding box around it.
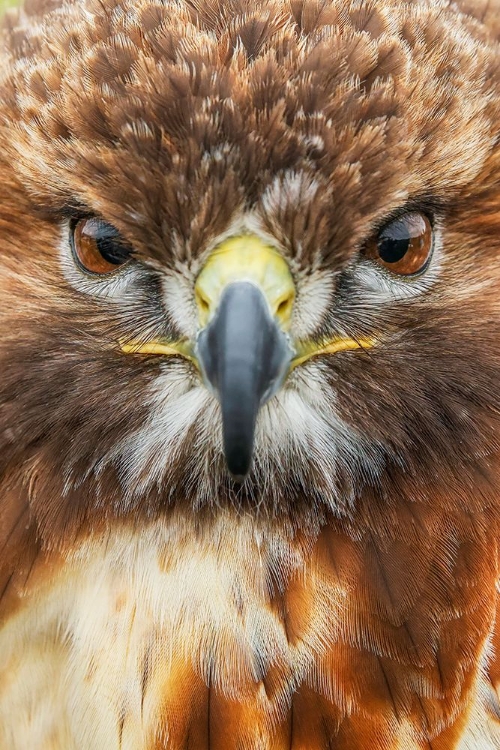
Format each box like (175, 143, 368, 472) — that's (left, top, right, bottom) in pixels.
(0, 518, 499, 749)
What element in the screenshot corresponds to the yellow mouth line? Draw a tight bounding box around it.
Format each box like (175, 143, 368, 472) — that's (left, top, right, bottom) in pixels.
(290, 336, 376, 368)
(120, 340, 198, 365)
(120, 336, 376, 367)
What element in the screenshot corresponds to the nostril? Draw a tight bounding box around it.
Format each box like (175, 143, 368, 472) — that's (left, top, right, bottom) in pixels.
(277, 298, 289, 315)
(196, 290, 211, 317)
(276, 293, 294, 322)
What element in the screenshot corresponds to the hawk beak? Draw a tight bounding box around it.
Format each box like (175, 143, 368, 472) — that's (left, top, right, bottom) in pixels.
(195, 236, 295, 480)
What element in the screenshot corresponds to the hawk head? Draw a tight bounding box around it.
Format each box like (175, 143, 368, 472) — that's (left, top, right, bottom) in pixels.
(0, 0, 500, 541)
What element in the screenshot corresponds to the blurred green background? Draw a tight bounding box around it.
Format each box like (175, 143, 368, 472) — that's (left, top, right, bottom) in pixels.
(0, 0, 20, 12)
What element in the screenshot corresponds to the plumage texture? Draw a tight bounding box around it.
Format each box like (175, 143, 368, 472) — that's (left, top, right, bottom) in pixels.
(1, 0, 500, 747)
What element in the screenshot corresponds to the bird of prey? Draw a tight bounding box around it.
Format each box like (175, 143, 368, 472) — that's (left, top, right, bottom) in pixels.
(0, 0, 500, 747)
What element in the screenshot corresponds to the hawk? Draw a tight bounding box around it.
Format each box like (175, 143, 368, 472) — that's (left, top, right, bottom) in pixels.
(0, 0, 500, 747)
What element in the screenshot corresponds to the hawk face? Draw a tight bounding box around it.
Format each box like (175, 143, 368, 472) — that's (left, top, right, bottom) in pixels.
(0, 0, 500, 540)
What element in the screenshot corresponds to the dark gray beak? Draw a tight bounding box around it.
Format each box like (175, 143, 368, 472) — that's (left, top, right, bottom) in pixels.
(196, 281, 293, 481)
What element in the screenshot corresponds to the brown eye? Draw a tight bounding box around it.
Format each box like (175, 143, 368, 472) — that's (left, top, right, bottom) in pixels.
(363, 212, 433, 276)
(71, 218, 132, 274)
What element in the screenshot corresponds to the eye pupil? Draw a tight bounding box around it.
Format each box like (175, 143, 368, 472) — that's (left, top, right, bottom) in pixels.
(71, 218, 132, 274)
(378, 237, 410, 264)
(96, 235, 130, 265)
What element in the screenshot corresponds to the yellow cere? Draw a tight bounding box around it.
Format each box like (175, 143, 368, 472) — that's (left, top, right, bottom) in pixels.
(194, 235, 296, 329)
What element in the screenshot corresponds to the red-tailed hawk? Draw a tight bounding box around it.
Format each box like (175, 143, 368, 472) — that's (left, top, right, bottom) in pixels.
(1, 0, 500, 747)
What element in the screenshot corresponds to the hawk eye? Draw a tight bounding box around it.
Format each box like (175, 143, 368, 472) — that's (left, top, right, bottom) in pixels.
(71, 218, 132, 274)
(363, 212, 433, 276)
